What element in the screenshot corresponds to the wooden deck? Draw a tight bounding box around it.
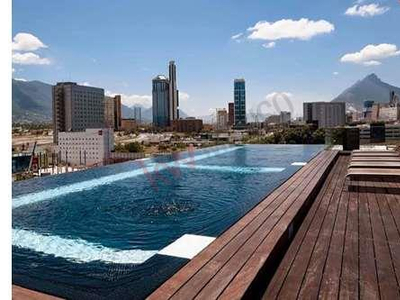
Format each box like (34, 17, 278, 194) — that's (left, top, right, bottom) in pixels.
(148, 150, 339, 300)
(12, 285, 62, 300)
(264, 154, 400, 299)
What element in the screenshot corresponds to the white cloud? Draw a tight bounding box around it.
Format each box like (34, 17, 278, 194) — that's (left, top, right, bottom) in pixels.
(79, 82, 91, 86)
(106, 90, 151, 108)
(247, 18, 334, 41)
(12, 33, 47, 51)
(14, 78, 27, 82)
(265, 92, 293, 100)
(231, 33, 243, 40)
(262, 42, 276, 49)
(333, 71, 339, 75)
(179, 91, 190, 102)
(340, 43, 400, 66)
(345, 4, 389, 17)
(12, 52, 51, 65)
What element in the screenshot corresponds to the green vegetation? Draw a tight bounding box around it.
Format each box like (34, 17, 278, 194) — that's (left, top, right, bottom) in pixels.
(115, 142, 144, 153)
(247, 127, 326, 144)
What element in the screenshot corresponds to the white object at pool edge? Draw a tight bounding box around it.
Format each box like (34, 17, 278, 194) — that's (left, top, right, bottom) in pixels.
(291, 162, 307, 166)
(159, 234, 215, 259)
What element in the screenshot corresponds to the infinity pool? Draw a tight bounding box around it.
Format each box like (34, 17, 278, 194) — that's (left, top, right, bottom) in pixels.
(12, 144, 324, 299)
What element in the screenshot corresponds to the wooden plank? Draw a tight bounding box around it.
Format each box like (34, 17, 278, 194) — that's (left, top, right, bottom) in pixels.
(338, 166, 359, 300)
(172, 151, 337, 300)
(147, 151, 332, 300)
(296, 156, 348, 299)
(272, 155, 344, 299)
(318, 164, 349, 299)
(349, 162, 400, 168)
(357, 180, 380, 299)
(367, 184, 400, 300)
(217, 152, 338, 300)
(262, 153, 340, 300)
(352, 153, 399, 157)
(351, 157, 400, 162)
(12, 285, 62, 300)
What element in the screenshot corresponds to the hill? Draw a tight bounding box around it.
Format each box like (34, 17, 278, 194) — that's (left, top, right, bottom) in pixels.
(332, 73, 400, 110)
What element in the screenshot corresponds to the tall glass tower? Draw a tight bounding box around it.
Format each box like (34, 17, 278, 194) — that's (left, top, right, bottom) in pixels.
(152, 75, 170, 127)
(169, 61, 179, 120)
(234, 79, 246, 129)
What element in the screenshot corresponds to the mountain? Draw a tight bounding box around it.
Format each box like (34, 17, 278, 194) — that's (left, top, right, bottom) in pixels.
(12, 79, 53, 123)
(12, 79, 188, 124)
(332, 73, 400, 110)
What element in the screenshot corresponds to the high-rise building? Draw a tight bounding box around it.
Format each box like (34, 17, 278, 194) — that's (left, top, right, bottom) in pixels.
(303, 102, 346, 128)
(104, 95, 122, 130)
(279, 111, 291, 124)
(52, 82, 105, 144)
(228, 102, 234, 126)
(134, 106, 142, 124)
(234, 79, 246, 129)
(152, 61, 180, 128)
(152, 75, 170, 127)
(169, 61, 179, 120)
(216, 108, 228, 130)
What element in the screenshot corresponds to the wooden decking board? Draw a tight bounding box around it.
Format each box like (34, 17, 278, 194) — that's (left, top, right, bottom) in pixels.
(338, 170, 359, 300)
(12, 285, 62, 300)
(170, 152, 333, 299)
(173, 151, 337, 300)
(261, 152, 340, 300)
(272, 156, 345, 300)
(148, 150, 337, 300)
(265, 153, 400, 299)
(367, 185, 400, 299)
(296, 156, 348, 299)
(318, 175, 349, 299)
(217, 152, 338, 300)
(357, 180, 380, 300)
(276, 156, 346, 299)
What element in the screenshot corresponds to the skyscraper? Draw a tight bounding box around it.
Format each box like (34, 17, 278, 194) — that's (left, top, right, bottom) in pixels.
(303, 102, 345, 128)
(216, 108, 228, 130)
(152, 61, 180, 128)
(104, 95, 121, 130)
(134, 106, 142, 124)
(169, 61, 179, 120)
(52, 82, 105, 144)
(234, 79, 246, 129)
(228, 102, 234, 126)
(152, 75, 170, 127)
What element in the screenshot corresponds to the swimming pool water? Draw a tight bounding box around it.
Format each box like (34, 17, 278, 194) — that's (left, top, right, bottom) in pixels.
(12, 144, 324, 299)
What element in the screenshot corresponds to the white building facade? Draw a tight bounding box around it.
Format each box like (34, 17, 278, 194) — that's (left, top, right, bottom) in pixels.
(57, 128, 114, 166)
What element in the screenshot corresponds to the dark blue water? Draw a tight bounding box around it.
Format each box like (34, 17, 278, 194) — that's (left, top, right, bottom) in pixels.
(12, 144, 323, 299)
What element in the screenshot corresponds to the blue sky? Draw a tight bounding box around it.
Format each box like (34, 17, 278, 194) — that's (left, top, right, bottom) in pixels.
(12, 0, 400, 117)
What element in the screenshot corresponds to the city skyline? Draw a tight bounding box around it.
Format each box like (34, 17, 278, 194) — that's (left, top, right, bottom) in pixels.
(12, 0, 400, 117)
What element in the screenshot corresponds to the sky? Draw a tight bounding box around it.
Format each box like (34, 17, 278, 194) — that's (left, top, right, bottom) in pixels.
(12, 0, 400, 118)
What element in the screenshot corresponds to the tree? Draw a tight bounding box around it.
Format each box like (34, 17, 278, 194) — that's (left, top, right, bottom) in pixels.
(126, 142, 143, 153)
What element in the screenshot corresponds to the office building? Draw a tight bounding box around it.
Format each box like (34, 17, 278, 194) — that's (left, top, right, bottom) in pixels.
(152, 75, 170, 127)
(152, 61, 180, 128)
(134, 106, 142, 124)
(172, 118, 203, 133)
(104, 95, 122, 130)
(169, 61, 179, 120)
(234, 79, 246, 129)
(57, 128, 114, 166)
(280, 111, 291, 124)
(216, 109, 228, 131)
(53, 82, 105, 144)
(121, 118, 138, 132)
(228, 102, 234, 126)
(303, 102, 346, 128)
(265, 115, 280, 125)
